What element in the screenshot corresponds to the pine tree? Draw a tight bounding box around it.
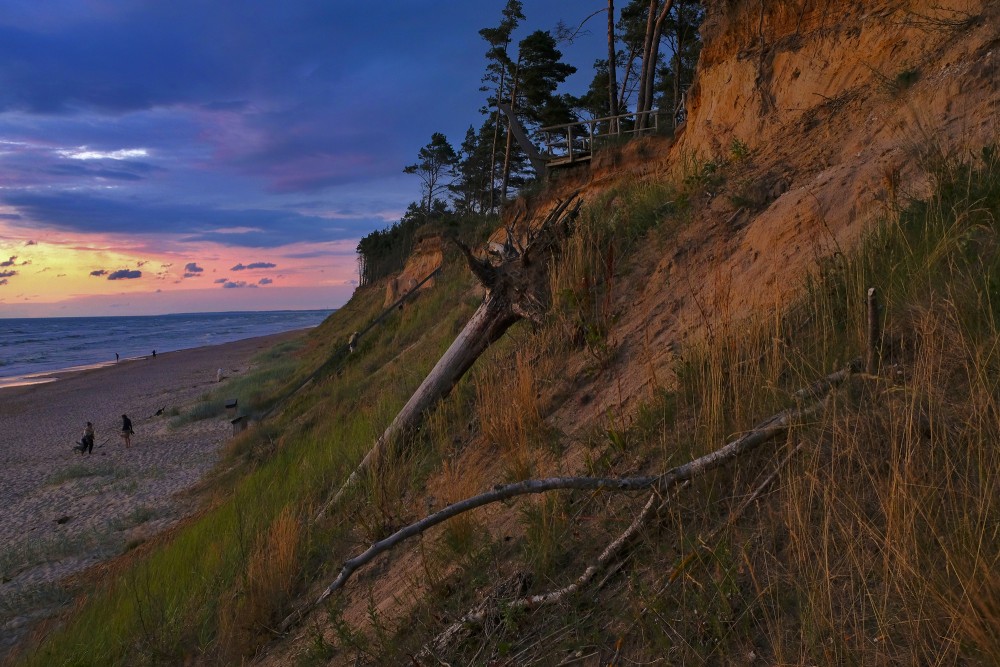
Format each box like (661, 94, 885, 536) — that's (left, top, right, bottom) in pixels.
(404, 133, 458, 217)
(479, 0, 525, 212)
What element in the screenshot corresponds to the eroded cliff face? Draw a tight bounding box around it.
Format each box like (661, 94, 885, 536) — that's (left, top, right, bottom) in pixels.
(537, 0, 999, 433)
(383, 234, 444, 307)
(263, 3, 999, 662)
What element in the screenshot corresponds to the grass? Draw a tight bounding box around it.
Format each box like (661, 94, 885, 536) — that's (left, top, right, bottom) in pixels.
(15, 144, 1000, 665)
(451, 145, 1000, 664)
(45, 462, 130, 486)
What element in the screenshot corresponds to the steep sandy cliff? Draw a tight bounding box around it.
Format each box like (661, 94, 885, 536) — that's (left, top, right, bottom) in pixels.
(262, 1, 1000, 663)
(531, 0, 999, 431)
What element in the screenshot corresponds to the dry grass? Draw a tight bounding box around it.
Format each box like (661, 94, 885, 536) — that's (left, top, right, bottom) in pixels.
(216, 506, 302, 662)
(475, 348, 547, 481)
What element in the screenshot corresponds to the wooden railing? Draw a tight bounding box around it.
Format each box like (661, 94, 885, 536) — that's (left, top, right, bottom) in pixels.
(539, 109, 667, 165)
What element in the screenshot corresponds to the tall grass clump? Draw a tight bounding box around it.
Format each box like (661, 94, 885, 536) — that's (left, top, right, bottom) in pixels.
(636, 146, 1000, 664)
(424, 147, 1000, 666)
(550, 180, 678, 363)
(474, 347, 547, 480)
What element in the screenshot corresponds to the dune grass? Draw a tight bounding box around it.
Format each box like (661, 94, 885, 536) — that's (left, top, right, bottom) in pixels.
(15, 149, 1000, 665)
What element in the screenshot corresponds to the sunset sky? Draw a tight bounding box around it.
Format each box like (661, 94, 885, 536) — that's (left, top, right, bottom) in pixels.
(0, 1, 604, 317)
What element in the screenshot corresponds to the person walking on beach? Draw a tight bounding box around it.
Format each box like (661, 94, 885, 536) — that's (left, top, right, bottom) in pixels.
(76, 421, 95, 455)
(151, 350, 156, 359)
(115, 352, 119, 363)
(121, 414, 134, 448)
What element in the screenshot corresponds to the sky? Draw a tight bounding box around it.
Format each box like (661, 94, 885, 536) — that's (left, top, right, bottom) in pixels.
(0, 0, 607, 317)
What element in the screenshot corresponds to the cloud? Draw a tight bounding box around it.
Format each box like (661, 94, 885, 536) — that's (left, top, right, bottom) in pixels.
(258, 277, 273, 285)
(184, 262, 203, 273)
(222, 280, 257, 289)
(0, 214, 23, 221)
(0, 270, 16, 278)
(89, 269, 108, 276)
(230, 261, 280, 271)
(107, 269, 141, 280)
(0, 279, 7, 286)
(2, 191, 378, 248)
(24, 239, 35, 244)
(0, 256, 16, 267)
(183, 273, 200, 278)
(213, 278, 227, 284)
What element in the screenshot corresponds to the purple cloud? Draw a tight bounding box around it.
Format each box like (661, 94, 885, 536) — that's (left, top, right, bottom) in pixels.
(0, 270, 16, 278)
(222, 280, 257, 289)
(231, 261, 276, 271)
(184, 262, 203, 273)
(213, 278, 227, 284)
(89, 269, 108, 276)
(107, 269, 141, 280)
(0, 256, 16, 267)
(258, 277, 273, 285)
(0, 279, 7, 286)
(24, 239, 36, 244)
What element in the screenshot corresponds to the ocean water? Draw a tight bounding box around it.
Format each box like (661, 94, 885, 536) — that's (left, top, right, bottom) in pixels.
(0, 310, 333, 387)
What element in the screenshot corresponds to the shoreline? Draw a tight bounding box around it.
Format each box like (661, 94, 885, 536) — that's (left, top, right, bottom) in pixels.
(0, 327, 310, 655)
(0, 323, 324, 390)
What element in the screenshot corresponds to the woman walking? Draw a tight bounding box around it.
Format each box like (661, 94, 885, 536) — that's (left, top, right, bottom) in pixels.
(121, 414, 134, 448)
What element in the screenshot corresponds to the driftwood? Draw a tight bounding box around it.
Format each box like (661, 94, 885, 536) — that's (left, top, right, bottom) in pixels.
(419, 409, 834, 658)
(280, 361, 857, 634)
(316, 195, 582, 519)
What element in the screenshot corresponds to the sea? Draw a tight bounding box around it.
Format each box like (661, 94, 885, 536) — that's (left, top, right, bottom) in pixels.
(0, 310, 333, 388)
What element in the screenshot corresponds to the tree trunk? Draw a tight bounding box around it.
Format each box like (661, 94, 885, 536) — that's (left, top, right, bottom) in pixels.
(500, 56, 521, 206)
(607, 0, 619, 131)
(318, 195, 582, 516)
(635, 0, 658, 124)
(488, 57, 509, 213)
(636, 0, 674, 129)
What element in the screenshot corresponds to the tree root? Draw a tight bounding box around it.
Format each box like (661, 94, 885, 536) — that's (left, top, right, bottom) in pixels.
(315, 195, 582, 520)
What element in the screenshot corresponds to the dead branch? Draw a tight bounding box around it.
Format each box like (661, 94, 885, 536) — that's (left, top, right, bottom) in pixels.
(281, 361, 855, 634)
(425, 437, 812, 659)
(316, 196, 582, 519)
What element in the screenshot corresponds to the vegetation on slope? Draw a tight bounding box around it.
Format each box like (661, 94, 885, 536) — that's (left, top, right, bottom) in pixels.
(15, 144, 999, 666)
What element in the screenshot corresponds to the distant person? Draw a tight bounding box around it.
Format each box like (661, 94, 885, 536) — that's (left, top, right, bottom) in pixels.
(115, 352, 119, 363)
(151, 350, 156, 359)
(75, 421, 95, 455)
(121, 414, 134, 448)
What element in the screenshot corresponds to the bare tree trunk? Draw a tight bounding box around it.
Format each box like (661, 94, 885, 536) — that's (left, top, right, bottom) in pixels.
(317, 196, 582, 518)
(640, 0, 674, 128)
(617, 43, 638, 113)
(500, 57, 521, 206)
(284, 358, 857, 633)
(635, 0, 658, 124)
(607, 0, 619, 131)
(488, 60, 509, 213)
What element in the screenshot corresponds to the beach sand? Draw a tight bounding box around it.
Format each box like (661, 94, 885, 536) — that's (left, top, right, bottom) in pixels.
(0, 329, 306, 653)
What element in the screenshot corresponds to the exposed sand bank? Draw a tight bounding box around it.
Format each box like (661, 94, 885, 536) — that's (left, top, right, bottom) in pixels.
(0, 329, 306, 654)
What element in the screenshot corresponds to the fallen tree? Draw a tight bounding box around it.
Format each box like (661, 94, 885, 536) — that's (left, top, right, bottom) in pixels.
(316, 194, 583, 518)
(282, 359, 860, 633)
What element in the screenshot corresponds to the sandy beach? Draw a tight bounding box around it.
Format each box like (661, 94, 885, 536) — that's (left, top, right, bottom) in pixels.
(0, 329, 306, 653)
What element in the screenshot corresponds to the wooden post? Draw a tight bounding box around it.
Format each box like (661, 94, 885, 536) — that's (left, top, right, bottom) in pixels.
(866, 287, 881, 374)
(567, 124, 574, 162)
